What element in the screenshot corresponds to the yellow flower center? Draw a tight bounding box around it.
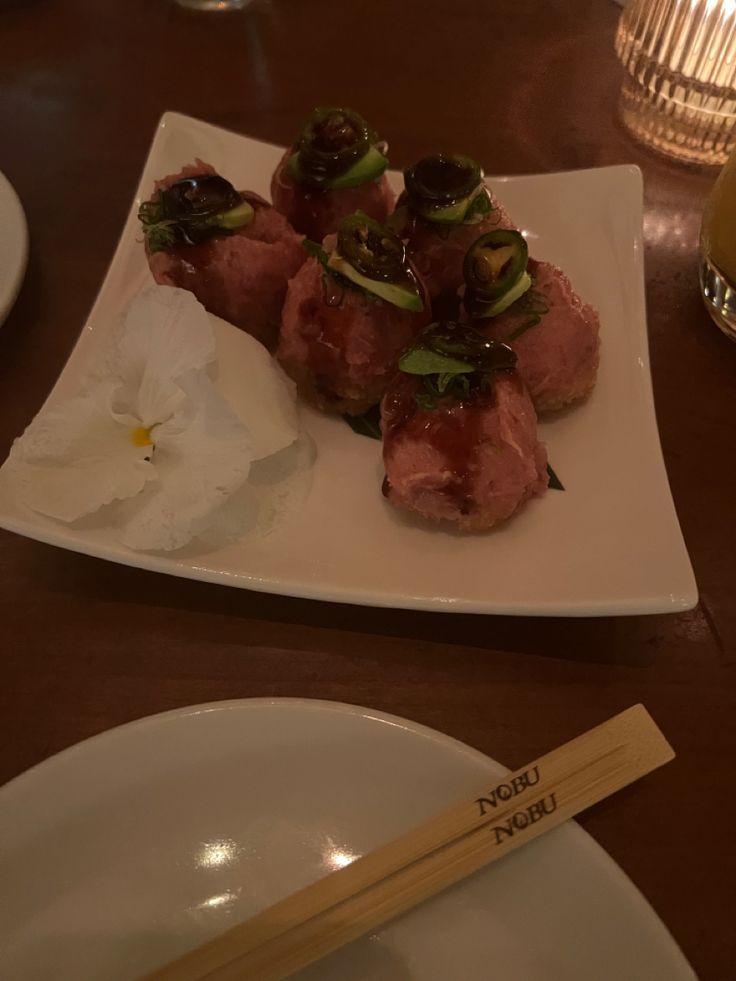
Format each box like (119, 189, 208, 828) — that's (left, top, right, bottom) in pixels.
(130, 425, 153, 448)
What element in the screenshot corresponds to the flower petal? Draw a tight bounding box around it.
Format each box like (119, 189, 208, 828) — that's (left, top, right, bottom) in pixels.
(106, 286, 215, 427)
(208, 313, 299, 460)
(120, 371, 253, 551)
(7, 383, 156, 522)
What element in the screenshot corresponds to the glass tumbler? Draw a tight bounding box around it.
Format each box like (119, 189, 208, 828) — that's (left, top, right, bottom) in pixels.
(616, 0, 736, 166)
(700, 147, 736, 340)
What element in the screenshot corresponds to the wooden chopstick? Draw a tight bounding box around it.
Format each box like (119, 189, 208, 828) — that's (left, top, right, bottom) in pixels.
(142, 704, 673, 981)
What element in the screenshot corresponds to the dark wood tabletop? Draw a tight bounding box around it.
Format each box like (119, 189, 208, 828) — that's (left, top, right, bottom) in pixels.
(1, 0, 734, 977)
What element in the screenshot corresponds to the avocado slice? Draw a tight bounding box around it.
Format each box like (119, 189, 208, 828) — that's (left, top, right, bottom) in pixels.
(328, 254, 424, 312)
(421, 191, 476, 224)
(216, 200, 254, 229)
(484, 271, 532, 317)
(329, 146, 388, 188)
(287, 146, 388, 190)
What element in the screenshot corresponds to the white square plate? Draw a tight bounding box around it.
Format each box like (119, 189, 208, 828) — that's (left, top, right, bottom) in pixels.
(0, 112, 697, 616)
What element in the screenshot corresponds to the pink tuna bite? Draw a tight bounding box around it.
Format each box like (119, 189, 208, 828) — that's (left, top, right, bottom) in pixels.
(271, 149, 395, 243)
(145, 160, 305, 348)
(277, 254, 431, 414)
(381, 371, 548, 531)
(471, 259, 600, 412)
(395, 189, 516, 300)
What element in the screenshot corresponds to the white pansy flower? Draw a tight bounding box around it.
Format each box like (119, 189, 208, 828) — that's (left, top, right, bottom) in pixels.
(5, 286, 294, 552)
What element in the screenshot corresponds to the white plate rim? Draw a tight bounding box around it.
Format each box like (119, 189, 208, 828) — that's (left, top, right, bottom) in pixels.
(0, 169, 29, 326)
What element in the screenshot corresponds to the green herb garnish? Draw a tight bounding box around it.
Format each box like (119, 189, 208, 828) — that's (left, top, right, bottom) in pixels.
(399, 347, 476, 377)
(507, 287, 549, 340)
(343, 404, 382, 439)
(399, 345, 476, 409)
(302, 238, 377, 303)
(399, 323, 517, 410)
(303, 238, 330, 266)
(463, 191, 492, 223)
(138, 201, 178, 252)
(416, 371, 486, 410)
(138, 174, 253, 253)
(546, 462, 565, 491)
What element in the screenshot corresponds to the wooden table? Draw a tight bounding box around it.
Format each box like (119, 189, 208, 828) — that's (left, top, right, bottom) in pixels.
(1, 0, 734, 977)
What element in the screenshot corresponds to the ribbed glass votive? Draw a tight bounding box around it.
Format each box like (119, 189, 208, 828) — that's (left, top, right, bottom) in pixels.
(616, 0, 736, 166)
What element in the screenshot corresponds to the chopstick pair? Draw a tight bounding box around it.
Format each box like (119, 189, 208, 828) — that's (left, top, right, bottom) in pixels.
(142, 704, 673, 981)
